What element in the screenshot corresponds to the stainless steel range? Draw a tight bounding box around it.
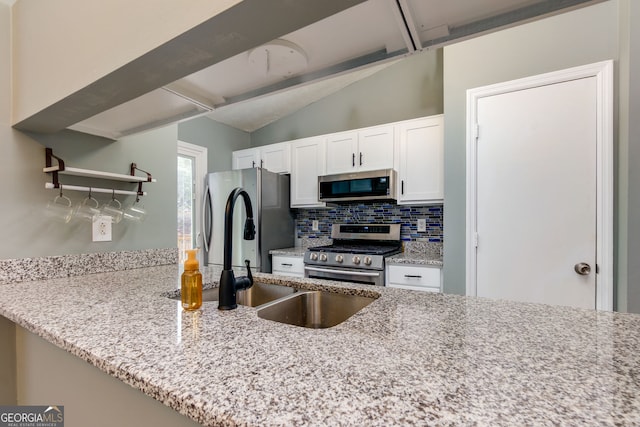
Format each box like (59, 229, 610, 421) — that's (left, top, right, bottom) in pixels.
(303, 224, 401, 286)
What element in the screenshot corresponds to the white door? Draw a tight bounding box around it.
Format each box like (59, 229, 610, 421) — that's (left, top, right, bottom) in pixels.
(177, 141, 207, 265)
(468, 62, 614, 310)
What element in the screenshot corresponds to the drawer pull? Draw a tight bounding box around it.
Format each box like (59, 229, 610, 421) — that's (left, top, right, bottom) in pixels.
(281, 263, 293, 267)
(404, 274, 422, 278)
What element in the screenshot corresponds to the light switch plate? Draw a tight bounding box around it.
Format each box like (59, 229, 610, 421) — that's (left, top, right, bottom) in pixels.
(312, 220, 319, 231)
(417, 219, 427, 232)
(92, 215, 112, 242)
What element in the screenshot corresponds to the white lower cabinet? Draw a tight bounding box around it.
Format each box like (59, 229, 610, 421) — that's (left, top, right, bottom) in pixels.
(272, 255, 305, 278)
(385, 264, 442, 292)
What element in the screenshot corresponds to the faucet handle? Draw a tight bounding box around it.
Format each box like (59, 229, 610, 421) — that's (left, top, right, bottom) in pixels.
(235, 259, 254, 290)
(244, 259, 253, 283)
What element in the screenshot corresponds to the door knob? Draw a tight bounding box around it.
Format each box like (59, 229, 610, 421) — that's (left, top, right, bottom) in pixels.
(574, 263, 591, 275)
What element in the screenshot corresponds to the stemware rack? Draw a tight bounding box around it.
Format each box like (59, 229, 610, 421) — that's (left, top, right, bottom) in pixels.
(43, 148, 156, 196)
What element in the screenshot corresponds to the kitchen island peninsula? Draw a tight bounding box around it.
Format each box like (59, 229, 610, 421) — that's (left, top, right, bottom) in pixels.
(0, 264, 639, 426)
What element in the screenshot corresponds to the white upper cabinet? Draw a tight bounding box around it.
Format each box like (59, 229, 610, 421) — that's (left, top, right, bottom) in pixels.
(358, 125, 395, 172)
(325, 132, 357, 175)
(396, 115, 444, 205)
(232, 142, 291, 174)
(260, 142, 291, 174)
(232, 115, 444, 208)
(325, 125, 394, 175)
(232, 148, 260, 170)
(290, 136, 326, 208)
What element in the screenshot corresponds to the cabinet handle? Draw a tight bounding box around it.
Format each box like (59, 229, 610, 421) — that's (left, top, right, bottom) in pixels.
(281, 263, 293, 267)
(404, 274, 422, 278)
(401, 180, 404, 195)
(252, 161, 255, 168)
(359, 152, 363, 166)
(260, 159, 264, 168)
(352, 153, 355, 167)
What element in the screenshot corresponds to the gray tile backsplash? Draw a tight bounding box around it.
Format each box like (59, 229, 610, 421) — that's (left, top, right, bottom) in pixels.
(295, 202, 443, 242)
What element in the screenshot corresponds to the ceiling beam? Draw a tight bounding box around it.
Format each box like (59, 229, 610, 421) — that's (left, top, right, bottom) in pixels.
(422, 0, 606, 48)
(392, 0, 423, 52)
(13, 0, 367, 133)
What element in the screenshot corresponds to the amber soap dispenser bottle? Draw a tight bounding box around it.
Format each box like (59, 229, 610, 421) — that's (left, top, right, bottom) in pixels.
(181, 249, 202, 311)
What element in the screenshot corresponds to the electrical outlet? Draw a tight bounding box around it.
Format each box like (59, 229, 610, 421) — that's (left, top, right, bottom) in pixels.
(312, 220, 319, 231)
(417, 218, 427, 232)
(92, 215, 112, 242)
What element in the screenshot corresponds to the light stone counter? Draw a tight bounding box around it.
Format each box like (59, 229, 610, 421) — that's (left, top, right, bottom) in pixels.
(268, 247, 306, 257)
(1, 265, 640, 426)
(386, 252, 443, 267)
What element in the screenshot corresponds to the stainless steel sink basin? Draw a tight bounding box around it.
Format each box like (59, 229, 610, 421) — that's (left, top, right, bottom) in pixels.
(169, 282, 295, 306)
(236, 282, 297, 307)
(257, 290, 376, 328)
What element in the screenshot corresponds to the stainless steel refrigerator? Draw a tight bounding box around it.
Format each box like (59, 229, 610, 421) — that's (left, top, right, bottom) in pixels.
(202, 168, 294, 273)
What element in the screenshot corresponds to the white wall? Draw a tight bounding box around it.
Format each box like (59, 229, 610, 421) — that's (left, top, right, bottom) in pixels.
(442, 1, 621, 298)
(0, 2, 9, 126)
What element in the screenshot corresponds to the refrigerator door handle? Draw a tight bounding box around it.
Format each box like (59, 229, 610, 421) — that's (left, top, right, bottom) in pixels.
(202, 183, 212, 253)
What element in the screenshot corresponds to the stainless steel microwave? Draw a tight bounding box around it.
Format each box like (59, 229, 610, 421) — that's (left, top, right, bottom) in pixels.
(318, 169, 397, 202)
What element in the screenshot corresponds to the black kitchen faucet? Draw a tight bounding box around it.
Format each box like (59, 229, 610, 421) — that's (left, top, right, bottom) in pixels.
(218, 187, 255, 310)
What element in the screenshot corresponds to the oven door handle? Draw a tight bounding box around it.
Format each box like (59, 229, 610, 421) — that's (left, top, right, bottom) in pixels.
(304, 266, 381, 277)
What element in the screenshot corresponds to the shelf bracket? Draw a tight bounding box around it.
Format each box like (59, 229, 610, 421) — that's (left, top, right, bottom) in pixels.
(130, 163, 153, 196)
(45, 148, 65, 189)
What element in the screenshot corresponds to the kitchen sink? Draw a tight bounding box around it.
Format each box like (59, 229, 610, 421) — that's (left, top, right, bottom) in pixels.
(257, 290, 376, 329)
(236, 282, 297, 307)
(168, 282, 296, 306)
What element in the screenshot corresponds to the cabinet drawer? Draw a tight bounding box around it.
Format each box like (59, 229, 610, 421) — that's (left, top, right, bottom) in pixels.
(386, 264, 441, 291)
(272, 255, 304, 277)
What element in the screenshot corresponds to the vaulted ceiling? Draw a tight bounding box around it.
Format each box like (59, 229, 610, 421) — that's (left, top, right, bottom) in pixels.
(31, 0, 603, 138)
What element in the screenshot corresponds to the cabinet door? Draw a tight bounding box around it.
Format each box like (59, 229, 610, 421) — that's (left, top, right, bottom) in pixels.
(397, 116, 444, 204)
(261, 142, 290, 174)
(357, 125, 394, 172)
(325, 132, 357, 175)
(272, 255, 305, 278)
(290, 137, 326, 208)
(386, 264, 442, 292)
(232, 148, 259, 170)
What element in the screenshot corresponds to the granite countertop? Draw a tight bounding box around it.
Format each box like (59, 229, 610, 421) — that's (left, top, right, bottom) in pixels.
(386, 251, 443, 267)
(268, 247, 306, 257)
(269, 247, 444, 267)
(1, 265, 640, 426)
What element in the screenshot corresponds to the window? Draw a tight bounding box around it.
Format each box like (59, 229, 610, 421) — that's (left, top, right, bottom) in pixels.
(177, 141, 207, 264)
(177, 155, 195, 263)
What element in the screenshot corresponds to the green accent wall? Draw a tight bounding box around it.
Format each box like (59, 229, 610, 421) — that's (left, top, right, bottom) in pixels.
(251, 49, 443, 146)
(442, 1, 629, 305)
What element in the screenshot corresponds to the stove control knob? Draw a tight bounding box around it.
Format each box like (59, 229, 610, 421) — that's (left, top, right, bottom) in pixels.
(310, 253, 318, 261)
(352, 256, 361, 265)
(320, 253, 328, 262)
(335, 255, 344, 263)
(363, 256, 372, 266)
